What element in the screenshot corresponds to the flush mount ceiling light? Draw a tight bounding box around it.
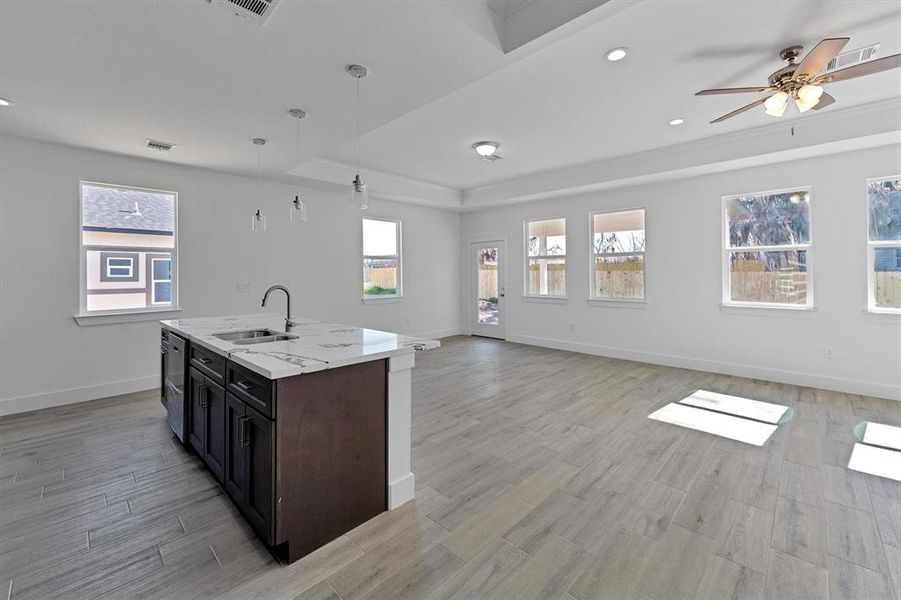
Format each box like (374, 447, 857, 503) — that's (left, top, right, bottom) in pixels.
(346, 64, 369, 211)
(472, 141, 502, 162)
(668, 118, 685, 126)
(605, 47, 627, 62)
(0, 97, 13, 106)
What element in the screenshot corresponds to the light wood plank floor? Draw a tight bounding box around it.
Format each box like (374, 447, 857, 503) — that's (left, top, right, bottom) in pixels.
(1, 336, 899, 599)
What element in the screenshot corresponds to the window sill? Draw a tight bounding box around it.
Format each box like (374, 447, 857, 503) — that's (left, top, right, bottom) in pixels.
(74, 307, 182, 327)
(521, 295, 568, 304)
(587, 297, 647, 308)
(864, 307, 901, 317)
(362, 296, 404, 305)
(719, 302, 815, 317)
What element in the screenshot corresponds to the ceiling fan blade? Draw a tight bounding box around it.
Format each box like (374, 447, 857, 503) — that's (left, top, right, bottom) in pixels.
(710, 98, 767, 123)
(793, 37, 850, 81)
(812, 91, 836, 110)
(814, 52, 901, 84)
(696, 87, 773, 96)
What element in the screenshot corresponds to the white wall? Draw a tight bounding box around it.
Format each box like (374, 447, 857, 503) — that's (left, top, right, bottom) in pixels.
(461, 145, 901, 400)
(0, 136, 461, 413)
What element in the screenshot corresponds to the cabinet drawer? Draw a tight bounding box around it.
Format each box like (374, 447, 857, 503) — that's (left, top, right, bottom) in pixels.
(227, 362, 274, 419)
(191, 343, 226, 384)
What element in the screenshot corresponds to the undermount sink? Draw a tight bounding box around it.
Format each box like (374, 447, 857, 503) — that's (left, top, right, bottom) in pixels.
(214, 329, 297, 344)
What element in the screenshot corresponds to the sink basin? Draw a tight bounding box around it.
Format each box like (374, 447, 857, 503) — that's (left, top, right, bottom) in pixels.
(231, 334, 298, 345)
(214, 329, 280, 341)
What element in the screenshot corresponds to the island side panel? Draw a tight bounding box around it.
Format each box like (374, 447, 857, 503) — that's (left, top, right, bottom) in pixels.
(275, 359, 387, 563)
(387, 352, 415, 508)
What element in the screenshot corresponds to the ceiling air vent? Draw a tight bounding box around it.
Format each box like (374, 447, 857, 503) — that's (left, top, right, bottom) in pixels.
(824, 43, 879, 73)
(145, 139, 175, 152)
(209, 0, 281, 24)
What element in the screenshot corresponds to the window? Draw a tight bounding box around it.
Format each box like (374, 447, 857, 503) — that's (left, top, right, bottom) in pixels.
(80, 182, 177, 315)
(723, 188, 811, 307)
(362, 217, 401, 298)
(867, 176, 901, 312)
(106, 257, 133, 278)
(151, 257, 172, 304)
(525, 217, 566, 297)
(591, 209, 645, 300)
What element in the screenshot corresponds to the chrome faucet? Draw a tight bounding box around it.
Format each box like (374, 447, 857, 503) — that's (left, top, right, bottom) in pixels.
(261, 285, 296, 330)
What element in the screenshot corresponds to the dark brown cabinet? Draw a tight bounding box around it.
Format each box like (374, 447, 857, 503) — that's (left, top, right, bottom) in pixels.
(169, 327, 387, 564)
(188, 367, 226, 483)
(225, 392, 274, 545)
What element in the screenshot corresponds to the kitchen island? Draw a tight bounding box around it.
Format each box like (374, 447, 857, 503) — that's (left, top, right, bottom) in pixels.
(159, 313, 438, 563)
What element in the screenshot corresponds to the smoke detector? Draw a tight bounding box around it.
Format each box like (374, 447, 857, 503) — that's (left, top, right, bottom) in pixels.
(209, 0, 281, 24)
(145, 139, 175, 152)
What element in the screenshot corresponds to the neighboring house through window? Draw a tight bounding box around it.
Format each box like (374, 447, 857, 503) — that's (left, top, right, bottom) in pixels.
(525, 217, 566, 297)
(591, 209, 646, 301)
(362, 217, 402, 298)
(79, 182, 177, 314)
(723, 188, 812, 307)
(867, 176, 901, 312)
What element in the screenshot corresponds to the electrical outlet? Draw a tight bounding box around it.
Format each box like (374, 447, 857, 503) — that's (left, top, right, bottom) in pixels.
(824, 347, 836, 359)
(235, 281, 251, 293)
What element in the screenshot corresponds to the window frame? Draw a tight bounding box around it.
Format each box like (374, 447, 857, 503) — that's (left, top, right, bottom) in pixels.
(106, 257, 134, 278)
(866, 175, 901, 314)
(523, 216, 568, 299)
(77, 180, 179, 318)
(721, 186, 814, 310)
(361, 216, 403, 301)
(150, 257, 172, 305)
(588, 207, 647, 303)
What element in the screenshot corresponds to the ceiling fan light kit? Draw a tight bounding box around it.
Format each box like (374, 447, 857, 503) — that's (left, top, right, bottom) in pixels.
(696, 37, 901, 123)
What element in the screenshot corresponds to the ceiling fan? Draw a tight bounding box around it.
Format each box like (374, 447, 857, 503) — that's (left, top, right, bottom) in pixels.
(696, 37, 901, 123)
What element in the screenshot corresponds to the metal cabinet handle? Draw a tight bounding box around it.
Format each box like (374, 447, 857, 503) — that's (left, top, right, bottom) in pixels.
(237, 416, 250, 447)
(160, 345, 168, 354)
(199, 357, 213, 365)
(236, 380, 254, 391)
(199, 384, 208, 409)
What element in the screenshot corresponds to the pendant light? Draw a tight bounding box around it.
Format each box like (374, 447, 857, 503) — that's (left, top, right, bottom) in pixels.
(346, 64, 369, 210)
(288, 108, 308, 223)
(251, 138, 267, 232)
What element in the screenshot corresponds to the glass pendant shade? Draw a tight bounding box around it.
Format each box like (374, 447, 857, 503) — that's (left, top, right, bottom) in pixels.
(350, 174, 368, 210)
(764, 91, 788, 117)
(291, 196, 307, 223)
(795, 84, 823, 113)
(252, 208, 267, 232)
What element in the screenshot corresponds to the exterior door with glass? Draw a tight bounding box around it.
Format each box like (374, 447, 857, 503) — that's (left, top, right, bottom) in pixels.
(471, 242, 505, 339)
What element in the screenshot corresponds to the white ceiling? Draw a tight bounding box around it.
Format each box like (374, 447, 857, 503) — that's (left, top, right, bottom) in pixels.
(2, 0, 900, 205)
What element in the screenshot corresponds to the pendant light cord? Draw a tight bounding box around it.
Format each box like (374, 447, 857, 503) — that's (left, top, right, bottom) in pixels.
(355, 74, 361, 177)
(296, 115, 301, 164)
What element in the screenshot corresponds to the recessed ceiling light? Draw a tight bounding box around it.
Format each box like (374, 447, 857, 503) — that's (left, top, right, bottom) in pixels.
(669, 118, 685, 126)
(0, 97, 13, 106)
(472, 141, 499, 158)
(605, 48, 627, 62)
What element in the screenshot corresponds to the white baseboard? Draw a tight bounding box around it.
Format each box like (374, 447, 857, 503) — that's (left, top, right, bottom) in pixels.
(0, 375, 159, 417)
(409, 327, 463, 340)
(388, 472, 415, 509)
(506, 333, 900, 402)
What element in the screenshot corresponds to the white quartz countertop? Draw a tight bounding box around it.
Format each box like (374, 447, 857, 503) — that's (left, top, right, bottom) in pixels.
(160, 313, 440, 379)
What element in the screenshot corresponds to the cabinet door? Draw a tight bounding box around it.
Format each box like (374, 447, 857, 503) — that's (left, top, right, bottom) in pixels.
(203, 382, 226, 483)
(243, 405, 274, 545)
(224, 392, 247, 506)
(187, 368, 206, 455)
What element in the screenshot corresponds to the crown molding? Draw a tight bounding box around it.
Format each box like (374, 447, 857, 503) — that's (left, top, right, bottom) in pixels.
(462, 97, 901, 210)
(291, 158, 463, 210)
